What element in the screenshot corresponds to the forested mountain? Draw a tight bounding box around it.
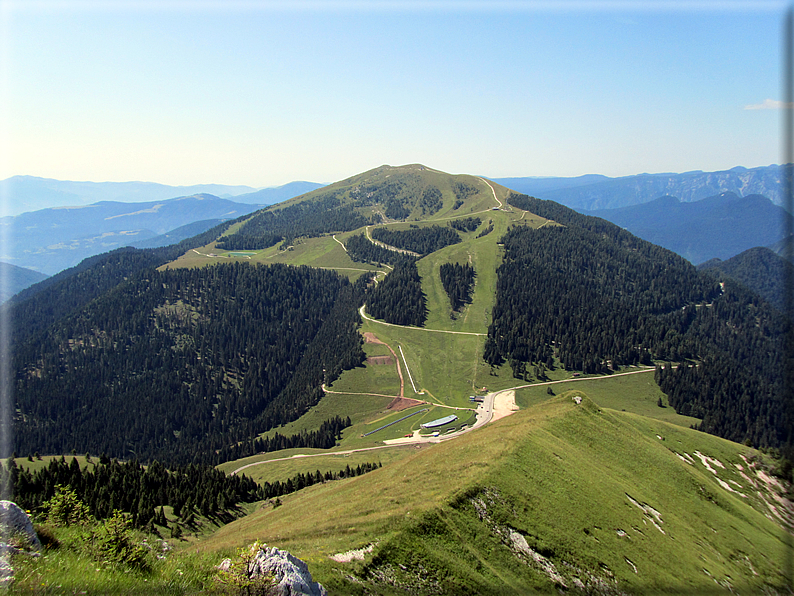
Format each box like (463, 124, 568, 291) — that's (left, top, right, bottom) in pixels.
(0, 262, 48, 303)
(8, 221, 233, 345)
(13, 263, 364, 465)
(698, 246, 793, 312)
(7, 163, 791, 472)
(8, 164, 792, 595)
(495, 193, 790, 450)
(217, 164, 496, 255)
(6, 165, 498, 466)
(582, 192, 789, 263)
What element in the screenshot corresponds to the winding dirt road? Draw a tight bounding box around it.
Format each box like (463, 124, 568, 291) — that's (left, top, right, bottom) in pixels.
(479, 177, 503, 209)
(230, 368, 657, 475)
(359, 305, 486, 337)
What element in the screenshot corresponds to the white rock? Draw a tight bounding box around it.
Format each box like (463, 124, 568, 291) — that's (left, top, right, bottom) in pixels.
(254, 546, 327, 596)
(0, 501, 41, 587)
(0, 501, 41, 552)
(221, 544, 327, 596)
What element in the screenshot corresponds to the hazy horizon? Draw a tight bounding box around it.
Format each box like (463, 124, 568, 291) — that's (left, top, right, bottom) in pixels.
(0, 1, 788, 189)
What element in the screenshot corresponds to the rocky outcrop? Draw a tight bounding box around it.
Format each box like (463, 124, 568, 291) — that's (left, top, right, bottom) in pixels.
(0, 501, 41, 587)
(0, 501, 41, 552)
(219, 543, 327, 596)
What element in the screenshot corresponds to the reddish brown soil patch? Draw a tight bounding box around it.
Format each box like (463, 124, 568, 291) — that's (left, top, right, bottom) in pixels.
(363, 332, 384, 344)
(366, 356, 394, 366)
(386, 397, 426, 411)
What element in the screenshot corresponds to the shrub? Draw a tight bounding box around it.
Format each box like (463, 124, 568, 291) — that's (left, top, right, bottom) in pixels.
(89, 511, 150, 571)
(43, 484, 91, 527)
(214, 541, 276, 596)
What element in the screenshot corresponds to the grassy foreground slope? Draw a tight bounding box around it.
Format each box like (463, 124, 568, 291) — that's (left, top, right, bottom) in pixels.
(201, 394, 789, 595)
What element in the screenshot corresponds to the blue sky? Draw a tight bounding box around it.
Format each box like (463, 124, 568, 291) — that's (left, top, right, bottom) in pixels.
(0, 1, 788, 187)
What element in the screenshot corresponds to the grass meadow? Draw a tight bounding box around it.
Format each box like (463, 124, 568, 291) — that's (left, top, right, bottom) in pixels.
(201, 395, 789, 594)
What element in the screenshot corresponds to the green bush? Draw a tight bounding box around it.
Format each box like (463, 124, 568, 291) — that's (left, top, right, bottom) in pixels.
(89, 511, 151, 571)
(43, 484, 91, 527)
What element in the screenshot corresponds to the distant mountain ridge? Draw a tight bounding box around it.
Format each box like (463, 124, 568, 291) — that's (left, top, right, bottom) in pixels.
(493, 164, 786, 210)
(0, 176, 327, 216)
(1, 176, 259, 216)
(0, 262, 47, 303)
(0, 194, 266, 275)
(129, 219, 227, 249)
(233, 181, 326, 204)
(582, 191, 789, 264)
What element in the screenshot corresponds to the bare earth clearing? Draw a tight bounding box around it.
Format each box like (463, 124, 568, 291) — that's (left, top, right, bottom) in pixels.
(491, 389, 519, 421)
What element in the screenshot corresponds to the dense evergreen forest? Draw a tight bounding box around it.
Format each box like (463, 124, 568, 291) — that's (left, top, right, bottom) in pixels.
(216, 193, 368, 250)
(5, 455, 380, 530)
(370, 226, 461, 255)
(366, 260, 427, 327)
(418, 186, 443, 215)
(439, 262, 476, 312)
(12, 262, 366, 465)
(449, 216, 481, 232)
(213, 416, 351, 464)
(698, 246, 792, 313)
(484, 224, 710, 374)
(9, 457, 259, 528)
(7, 220, 233, 346)
(491, 193, 791, 451)
(344, 233, 412, 267)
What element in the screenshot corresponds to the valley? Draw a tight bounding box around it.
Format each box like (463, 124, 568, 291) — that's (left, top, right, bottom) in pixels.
(5, 164, 791, 594)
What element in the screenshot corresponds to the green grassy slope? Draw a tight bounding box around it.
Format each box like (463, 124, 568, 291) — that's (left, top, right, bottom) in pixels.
(515, 370, 702, 428)
(346, 207, 550, 405)
(155, 164, 785, 593)
(163, 233, 383, 281)
(199, 394, 789, 595)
